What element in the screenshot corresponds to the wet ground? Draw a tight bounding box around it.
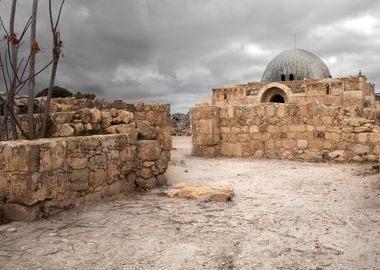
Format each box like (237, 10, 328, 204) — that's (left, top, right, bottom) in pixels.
(0, 136, 379, 269)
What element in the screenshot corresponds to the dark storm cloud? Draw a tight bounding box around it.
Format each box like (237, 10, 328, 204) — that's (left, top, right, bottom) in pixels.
(1, 0, 379, 112)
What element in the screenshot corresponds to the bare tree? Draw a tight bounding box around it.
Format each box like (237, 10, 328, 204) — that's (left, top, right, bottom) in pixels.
(0, 0, 64, 140)
(27, 0, 38, 139)
(41, 0, 65, 138)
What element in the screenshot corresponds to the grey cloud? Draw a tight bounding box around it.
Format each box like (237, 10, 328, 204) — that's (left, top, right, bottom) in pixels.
(0, 0, 379, 113)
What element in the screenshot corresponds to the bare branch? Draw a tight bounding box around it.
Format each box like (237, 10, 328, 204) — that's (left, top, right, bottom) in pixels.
(54, 0, 65, 31)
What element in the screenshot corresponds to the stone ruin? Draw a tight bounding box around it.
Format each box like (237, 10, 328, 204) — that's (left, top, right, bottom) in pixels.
(0, 98, 171, 222)
(171, 113, 191, 136)
(190, 48, 380, 162)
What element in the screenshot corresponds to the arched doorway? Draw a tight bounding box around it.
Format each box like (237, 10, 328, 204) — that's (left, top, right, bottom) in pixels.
(270, 94, 285, 103)
(260, 87, 288, 103)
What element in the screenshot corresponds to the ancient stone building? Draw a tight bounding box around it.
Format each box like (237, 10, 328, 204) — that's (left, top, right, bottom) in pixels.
(191, 48, 380, 161)
(212, 49, 376, 107)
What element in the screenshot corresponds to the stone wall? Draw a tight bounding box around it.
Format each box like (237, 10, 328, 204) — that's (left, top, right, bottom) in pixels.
(212, 76, 376, 107)
(0, 99, 171, 222)
(190, 103, 380, 162)
(0, 134, 169, 222)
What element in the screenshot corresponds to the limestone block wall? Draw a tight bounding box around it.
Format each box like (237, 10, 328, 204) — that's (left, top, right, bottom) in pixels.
(0, 134, 169, 222)
(190, 103, 380, 162)
(212, 76, 376, 107)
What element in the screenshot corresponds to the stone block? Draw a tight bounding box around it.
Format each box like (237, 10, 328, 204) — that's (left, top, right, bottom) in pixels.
(289, 125, 305, 132)
(89, 169, 106, 188)
(40, 140, 65, 171)
(114, 110, 134, 124)
(191, 145, 219, 157)
(7, 173, 50, 205)
(220, 143, 242, 157)
(155, 151, 168, 173)
(69, 168, 89, 191)
(102, 181, 128, 197)
(193, 134, 220, 146)
(140, 167, 152, 179)
(136, 177, 157, 189)
(0, 173, 8, 201)
(328, 150, 347, 160)
(137, 120, 157, 140)
(357, 133, 368, 143)
(249, 125, 259, 133)
(190, 106, 220, 121)
(137, 140, 161, 161)
(3, 143, 40, 172)
(325, 132, 341, 142)
(197, 119, 220, 135)
(53, 123, 74, 137)
(369, 132, 380, 143)
(296, 139, 308, 149)
(66, 153, 88, 169)
(354, 144, 370, 155)
(1, 203, 41, 222)
(156, 174, 167, 186)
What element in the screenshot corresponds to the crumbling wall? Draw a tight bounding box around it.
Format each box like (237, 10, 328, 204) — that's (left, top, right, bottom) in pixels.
(0, 99, 171, 222)
(0, 134, 169, 222)
(191, 103, 380, 162)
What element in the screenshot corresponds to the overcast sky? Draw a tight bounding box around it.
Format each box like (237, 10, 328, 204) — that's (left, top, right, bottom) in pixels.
(1, 0, 380, 113)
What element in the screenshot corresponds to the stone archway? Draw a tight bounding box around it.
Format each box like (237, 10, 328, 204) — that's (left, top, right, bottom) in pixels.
(260, 87, 288, 103)
(257, 82, 292, 104)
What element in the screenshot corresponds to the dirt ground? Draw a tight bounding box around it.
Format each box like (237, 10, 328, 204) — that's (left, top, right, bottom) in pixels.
(0, 136, 379, 270)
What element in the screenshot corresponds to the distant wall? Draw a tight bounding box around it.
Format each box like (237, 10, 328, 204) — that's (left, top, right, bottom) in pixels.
(190, 103, 380, 162)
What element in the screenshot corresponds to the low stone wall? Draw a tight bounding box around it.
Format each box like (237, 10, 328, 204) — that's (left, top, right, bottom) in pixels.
(190, 103, 380, 162)
(0, 99, 172, 222)
(0, 134, 169, 222)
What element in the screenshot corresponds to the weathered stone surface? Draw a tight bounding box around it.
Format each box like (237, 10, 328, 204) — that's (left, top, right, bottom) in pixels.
(296, 139, 308, 149)
(115, 110, 133, 124)
(140, 167, 152, 179)
(53, 123, 74, 137)
(69, 169, 89, 191)
(136, 177, 157, 189)
(40, 140, 65, 171)
(191, 102, 379, 163)
(220, 143, 242, 157)
(0, 173, 8, 201)
(3, 143, 40, 172)
(155, 151, 168, 173)
(137, 120, 156, 139)
(354, 144, 370, 155)
(156, 174, 167, 186)
(66, 153, 88, 169)
(166, 184, 234, 202)
(7, 173, 50, 205)
(89, 108, 102, 124)
(137, 140, 161, 161)
(1, 203, 41, 222)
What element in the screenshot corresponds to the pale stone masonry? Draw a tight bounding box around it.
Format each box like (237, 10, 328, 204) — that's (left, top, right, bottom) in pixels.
(190, 103, 380, 162)
(0, 99, 171, 222)
(212, 76, 375, 108)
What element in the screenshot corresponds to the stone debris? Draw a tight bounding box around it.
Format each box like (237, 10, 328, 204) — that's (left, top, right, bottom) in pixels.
(171, 113, 191, 136)
(165, 183, 234, 202)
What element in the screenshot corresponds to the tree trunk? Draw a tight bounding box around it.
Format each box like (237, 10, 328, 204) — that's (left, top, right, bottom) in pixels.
(9, 0, 18, 139)
(28, 0, 38, 139)
(41, 0, 64, 138)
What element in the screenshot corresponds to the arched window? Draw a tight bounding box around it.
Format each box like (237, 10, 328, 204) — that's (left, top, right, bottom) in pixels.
(289, 74, 294, 81)
(281, 74, 286, 81)
(326, 84, 330, 95)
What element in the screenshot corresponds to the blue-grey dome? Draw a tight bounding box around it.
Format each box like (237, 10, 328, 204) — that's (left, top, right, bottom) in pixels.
(261, 49, 331, 82)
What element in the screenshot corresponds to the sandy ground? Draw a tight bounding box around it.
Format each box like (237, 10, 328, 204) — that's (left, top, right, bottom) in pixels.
(0, 136, 379, 270)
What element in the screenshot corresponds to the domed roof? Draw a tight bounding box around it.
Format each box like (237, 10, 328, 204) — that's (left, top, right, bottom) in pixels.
(261, 49, 331, 82)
